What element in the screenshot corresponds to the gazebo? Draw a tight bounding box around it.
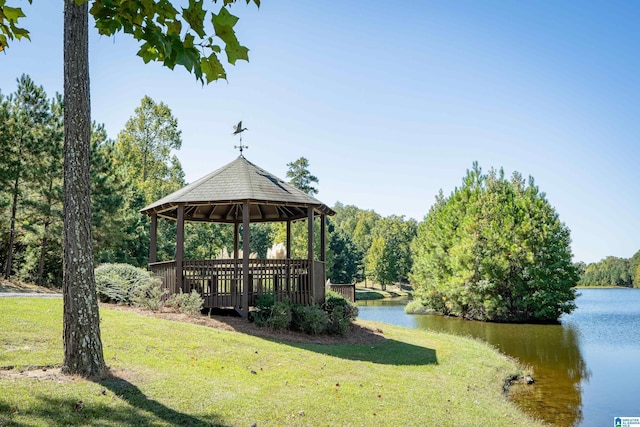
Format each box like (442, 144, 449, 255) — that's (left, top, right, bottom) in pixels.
(140, 155, 335, 318)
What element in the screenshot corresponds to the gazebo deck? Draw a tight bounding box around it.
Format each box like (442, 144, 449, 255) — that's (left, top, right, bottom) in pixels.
(150, 259, 326, 309)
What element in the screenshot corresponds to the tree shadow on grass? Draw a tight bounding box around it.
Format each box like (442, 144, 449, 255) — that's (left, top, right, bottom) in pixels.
(97, 375, 230, 426)
(266, 326, 438, 366)
(0, 392, 227, 427)
(285, 339, 437, 366)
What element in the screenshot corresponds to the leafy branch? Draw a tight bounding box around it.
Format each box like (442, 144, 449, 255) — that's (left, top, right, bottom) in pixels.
(0, 0, 259, 83)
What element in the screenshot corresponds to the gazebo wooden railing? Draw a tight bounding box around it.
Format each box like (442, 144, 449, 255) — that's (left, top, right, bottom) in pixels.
(150, 259, 326, 309)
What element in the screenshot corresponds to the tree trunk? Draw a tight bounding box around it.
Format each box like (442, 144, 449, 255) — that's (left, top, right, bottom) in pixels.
(62, 0, 106, 378)
(4, 171, 20, 279)
(36, 218, 50, 286)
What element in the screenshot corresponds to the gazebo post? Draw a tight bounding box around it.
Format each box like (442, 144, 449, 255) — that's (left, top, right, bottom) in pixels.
(286, 220, 291, 259)
(242, 201, 250, 318)
(234, 222, 239, 259)
(149, 213, 157, 263)
(307, 207, 315, 304)
(320, 214, 326, 262)
(176, 204, 185, 293)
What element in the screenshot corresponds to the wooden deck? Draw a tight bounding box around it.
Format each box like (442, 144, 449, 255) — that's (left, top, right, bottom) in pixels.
(149, 259, 326, 310)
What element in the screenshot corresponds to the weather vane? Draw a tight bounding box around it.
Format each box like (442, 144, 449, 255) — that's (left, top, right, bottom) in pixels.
(232, 120, 248, 154)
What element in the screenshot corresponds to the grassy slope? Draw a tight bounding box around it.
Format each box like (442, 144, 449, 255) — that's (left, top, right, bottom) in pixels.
(0, 299, 544, 427)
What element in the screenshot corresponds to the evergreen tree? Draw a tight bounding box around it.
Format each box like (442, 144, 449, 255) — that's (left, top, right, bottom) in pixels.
(113, 96, 184, 204)
(411, 163, 578, 322)
(0, 75, 51, 279)
(286, 157, 319, 196)
(326, 221, 362, 284)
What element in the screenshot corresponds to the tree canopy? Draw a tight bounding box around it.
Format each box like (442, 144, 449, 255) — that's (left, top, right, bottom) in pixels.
(286, 157, 319, 196)
(411, 163, 578, 322)
(1, 0, 259, 83)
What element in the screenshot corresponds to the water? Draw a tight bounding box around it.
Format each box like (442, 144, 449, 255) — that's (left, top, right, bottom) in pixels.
(357, 289, 640, 427)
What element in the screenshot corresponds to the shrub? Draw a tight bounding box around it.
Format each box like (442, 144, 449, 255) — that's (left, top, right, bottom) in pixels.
(166, 291, 204, 315)
(290, 304, 306, 332)
(95, 263, 159, 304)
(267, 301, 292, 331)
(299, 305, 329, 335)
(131, 279, 167, 311)
(324, 291, 358, 336)
(405, 300, 434, 315)
(252, 293, 276, 327)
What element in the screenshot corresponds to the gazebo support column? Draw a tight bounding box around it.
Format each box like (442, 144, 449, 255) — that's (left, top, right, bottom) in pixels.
(149, 213, 157, 263)
(308, 207, 315, 304)
(286, 220, 291, 292)
(286, 220, 291, 259)
(242, 201, 250, 318)
(176, 204, 185, 292)
(320, 214, 326, 262)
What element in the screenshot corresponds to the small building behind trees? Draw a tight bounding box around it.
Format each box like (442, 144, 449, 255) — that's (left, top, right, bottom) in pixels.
(140, 155, 335, 318)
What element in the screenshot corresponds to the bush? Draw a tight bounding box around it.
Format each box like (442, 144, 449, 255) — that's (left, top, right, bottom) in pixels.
(299, 305, 329, 335)
(131, 279, 167, 311)
(95, 263, 160, 304)
(290, 304, 306, 332)
(405, 300, 434, 315)
(166, 291, 204, 315)
(253, 291, 356, 336)
(324, 291, 358, 336)
(252, 293, 276, 327)
(266, 301, 292, 331)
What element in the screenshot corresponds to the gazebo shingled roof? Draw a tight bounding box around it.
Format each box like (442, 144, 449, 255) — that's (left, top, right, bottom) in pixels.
(140, 155, 335, 222)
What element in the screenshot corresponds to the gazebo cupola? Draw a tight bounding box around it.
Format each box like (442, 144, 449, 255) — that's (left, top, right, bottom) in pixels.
(140, 154, 335, 318)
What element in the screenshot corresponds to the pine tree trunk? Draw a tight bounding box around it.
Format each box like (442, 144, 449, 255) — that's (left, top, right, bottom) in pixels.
(36, 219, 49, 286)
(4, 172, 19, 279)
(62, 0, 106, 378)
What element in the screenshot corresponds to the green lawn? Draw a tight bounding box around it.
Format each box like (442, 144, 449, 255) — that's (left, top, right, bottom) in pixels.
(0, 298, 544, 426)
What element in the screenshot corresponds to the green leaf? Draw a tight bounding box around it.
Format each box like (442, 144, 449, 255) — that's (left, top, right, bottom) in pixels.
(200, 53, 226, 83)
(182, 0, 206, 38)
(2, 6, 25, 23)
(137, 42, 158, 64)
(225, 43, 249, 65)
(211, 7, 239, 45)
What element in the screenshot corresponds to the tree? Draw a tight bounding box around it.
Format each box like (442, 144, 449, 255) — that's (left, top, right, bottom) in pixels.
(362, 214, 416, 289)
(366, 235, 389, 288)
(111, 96, 186, 265)
(630, 250, 640, 287)
(0, 75, 50, 280)
(2, 0, 259, 377)
(19, 92, 64, 286)
(113, 96, 184, 204)
(326, 221, 362, 284)
(411, 163, 578, 322)
(286, 157, 319, 196)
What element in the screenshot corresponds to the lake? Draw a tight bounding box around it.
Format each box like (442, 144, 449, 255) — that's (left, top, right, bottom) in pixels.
(357, 288, 640, 427)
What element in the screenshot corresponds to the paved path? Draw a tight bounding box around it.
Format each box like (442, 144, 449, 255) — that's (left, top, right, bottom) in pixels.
(0, 293, 62, 298)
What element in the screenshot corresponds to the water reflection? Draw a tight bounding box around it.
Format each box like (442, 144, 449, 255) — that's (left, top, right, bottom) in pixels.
(357, 298, 589, 427)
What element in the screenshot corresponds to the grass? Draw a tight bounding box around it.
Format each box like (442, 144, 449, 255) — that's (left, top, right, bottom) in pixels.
(354, 289, 386, 300)
(0, 298, 544, 427)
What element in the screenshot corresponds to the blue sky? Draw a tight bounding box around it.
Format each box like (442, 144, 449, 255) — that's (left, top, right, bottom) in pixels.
(1, 1, 639, 264)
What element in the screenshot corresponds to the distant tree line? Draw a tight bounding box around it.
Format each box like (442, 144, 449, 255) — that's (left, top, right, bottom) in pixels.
(577, 251, 640, 288)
